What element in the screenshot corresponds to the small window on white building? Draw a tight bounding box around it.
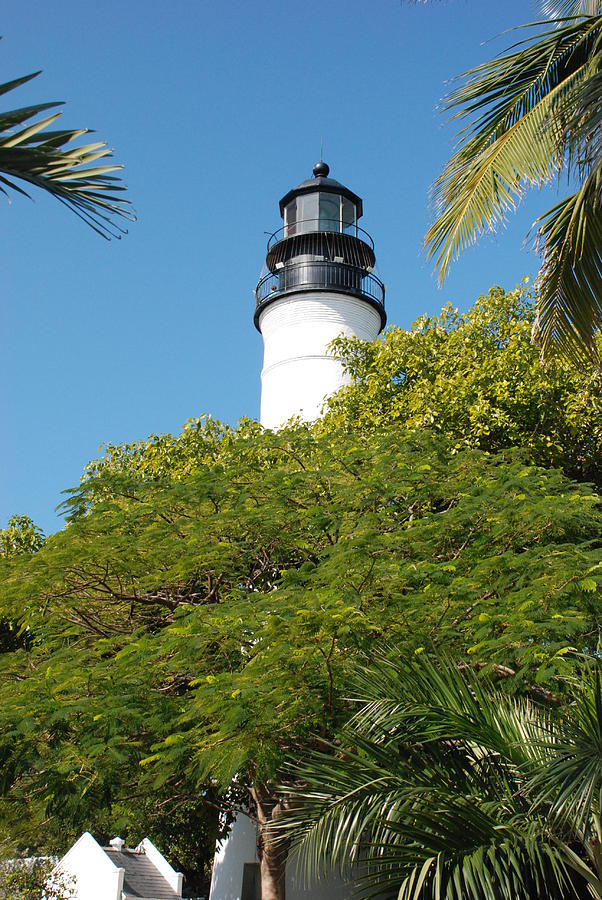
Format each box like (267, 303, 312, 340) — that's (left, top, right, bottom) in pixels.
(241, 862, 261, 900)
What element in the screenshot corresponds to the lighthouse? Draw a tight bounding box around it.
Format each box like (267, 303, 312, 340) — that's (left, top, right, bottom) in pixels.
(208, 164, 385, 900)
(255, 161, 386, 428)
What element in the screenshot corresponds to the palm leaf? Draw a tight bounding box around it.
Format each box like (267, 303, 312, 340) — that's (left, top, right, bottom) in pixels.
(425, 16, 600, 281)
(528, 669, 602, 832)
(533, 169, 602, 361)
(541, 1, 602, 17)
(0, 68, 133, 238)
(424, 10, 602, 359)
(278, 655, 602, 898)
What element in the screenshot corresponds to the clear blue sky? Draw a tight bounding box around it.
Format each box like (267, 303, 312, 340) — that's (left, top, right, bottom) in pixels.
(3, 0, 556, 535)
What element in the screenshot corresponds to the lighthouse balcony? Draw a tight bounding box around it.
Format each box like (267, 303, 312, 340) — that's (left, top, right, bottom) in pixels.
(267, 220, 374, 250)
(254, 259, 386, 329)
(265, 222, 376, 272)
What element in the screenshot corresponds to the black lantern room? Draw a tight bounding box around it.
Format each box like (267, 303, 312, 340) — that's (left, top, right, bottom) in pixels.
(254, 162, 386, 331)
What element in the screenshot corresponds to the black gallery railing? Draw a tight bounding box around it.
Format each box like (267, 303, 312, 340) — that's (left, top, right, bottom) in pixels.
(255, 260, 385, 309)
(267, 219, 375, 251)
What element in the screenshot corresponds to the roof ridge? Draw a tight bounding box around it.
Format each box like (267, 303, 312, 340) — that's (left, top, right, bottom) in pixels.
(102, 845, 146, 853)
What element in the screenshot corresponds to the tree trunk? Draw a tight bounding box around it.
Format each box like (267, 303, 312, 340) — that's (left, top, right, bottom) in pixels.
(251, 782, 290, 900)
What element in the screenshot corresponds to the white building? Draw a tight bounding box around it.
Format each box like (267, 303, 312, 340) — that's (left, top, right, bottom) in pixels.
(50, 832, 184, 900)
(209, 162, 386, 900)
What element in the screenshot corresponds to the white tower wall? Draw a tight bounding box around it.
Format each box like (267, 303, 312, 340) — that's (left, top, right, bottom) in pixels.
(259, 292, 381, 429)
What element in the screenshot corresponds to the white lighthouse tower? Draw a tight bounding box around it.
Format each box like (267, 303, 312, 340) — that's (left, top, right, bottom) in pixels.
(209, 164, 385, 900)
(256, 161, 386, 428)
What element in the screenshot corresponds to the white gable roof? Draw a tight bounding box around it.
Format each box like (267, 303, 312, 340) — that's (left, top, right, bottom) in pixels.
(52, 832, 183, 900)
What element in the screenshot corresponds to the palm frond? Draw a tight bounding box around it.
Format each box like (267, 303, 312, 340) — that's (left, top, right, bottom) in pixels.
(278, 655, 602, 898)
(541, 1, 602, 17)
(533, 168, 602, 360)
(528, 669, 602, 834)
(281, 739, 576, 898)
(425, 15, 600, 283)
(0, 69, 134, 238)
(565, 65, 602, 177)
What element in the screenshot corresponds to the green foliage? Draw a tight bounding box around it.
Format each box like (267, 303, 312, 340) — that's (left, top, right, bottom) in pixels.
(0, 856, 74, 899)
(0, 67, 133, 238)
(279, 653, 602, 899)
(0, 515, 44, 559)
(327, 284, 602, 487)
(1, 419, 600, 838)
(1, 290, 601, 887)
(424, 2, 602, 359)
(0, 516, 44, 653)
(0, 512, 221, 889)
(0, 630, 221, 884)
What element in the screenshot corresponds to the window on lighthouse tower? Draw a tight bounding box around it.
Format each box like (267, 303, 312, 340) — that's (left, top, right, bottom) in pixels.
(342, 196, 357, 235)
(319, 194, 340, 232)
(297, 192, 319, 232)
(283, 191, 359, 238)
(284, 199, 296, 237)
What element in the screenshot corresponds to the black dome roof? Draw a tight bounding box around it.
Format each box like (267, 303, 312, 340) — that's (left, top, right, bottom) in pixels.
(278, 162, 363, 218)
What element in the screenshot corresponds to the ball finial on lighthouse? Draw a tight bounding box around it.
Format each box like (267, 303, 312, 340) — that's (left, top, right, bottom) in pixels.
(313, 160, 330, 177)
(255, 163, 386, 429)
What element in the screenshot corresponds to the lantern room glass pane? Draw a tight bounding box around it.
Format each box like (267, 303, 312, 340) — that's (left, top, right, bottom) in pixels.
(319, 194, 340, 232)
(284, 200, 297, 237)
(297, 193, 319, 234)
(342, 197, 356, 235)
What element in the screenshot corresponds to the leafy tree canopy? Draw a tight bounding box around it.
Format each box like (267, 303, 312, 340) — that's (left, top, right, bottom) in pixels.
(1, 420, 601, 832)
(0, 856, 74, 900)
(327, 284, 602, 487)
(0, 517, 218, 894)
(0, 516, 44, 654)
(0, 515, 44, 559)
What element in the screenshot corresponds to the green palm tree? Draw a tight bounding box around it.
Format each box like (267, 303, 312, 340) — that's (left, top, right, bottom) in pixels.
(278, 655, 602, 899)
(424, 0, 602, 361)
(0, 68, 133, 238)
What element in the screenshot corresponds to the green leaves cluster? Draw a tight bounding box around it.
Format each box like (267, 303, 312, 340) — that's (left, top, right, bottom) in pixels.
(0, 515, 44, 559)
(0, 857, 74, 899)
(0, 516, 44, 654)
(328, 284, 602, 487)
(1, 288, 601, 886)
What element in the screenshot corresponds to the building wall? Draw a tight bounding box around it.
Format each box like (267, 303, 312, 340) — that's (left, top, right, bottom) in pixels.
(259, 293, 381, 429)
(51, 832, 123, 900)
(209, 814, 355, 900)
(209, 813, 258, 900)
(286, 852, 351, 900)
